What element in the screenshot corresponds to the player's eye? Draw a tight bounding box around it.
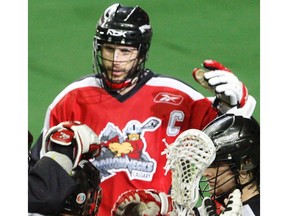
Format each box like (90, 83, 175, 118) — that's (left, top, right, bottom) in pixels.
(119, 48, 136, 55)
(103, 46, 115, 53)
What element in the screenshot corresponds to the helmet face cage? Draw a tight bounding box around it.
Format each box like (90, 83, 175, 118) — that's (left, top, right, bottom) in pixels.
(199, 160, 238, 202)
(61, 161, 102, 216)
(199, 114, 260, 202)
(93, 40, 143, 89)
(92, 3, 152, 90)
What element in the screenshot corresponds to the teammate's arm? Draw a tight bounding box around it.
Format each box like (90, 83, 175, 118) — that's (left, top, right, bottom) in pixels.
(28, 121, 101, 215)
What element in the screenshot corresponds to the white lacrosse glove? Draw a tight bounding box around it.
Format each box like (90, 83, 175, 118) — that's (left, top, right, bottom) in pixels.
(197, 196, 217, 216)
(42, 121, 101, 172)
(111, 189, 171, 216)
(193, 60, 248, 112)
(220, 189, 242, 216)
(197, 189, 242, 216)
(226, 95, 256, 118)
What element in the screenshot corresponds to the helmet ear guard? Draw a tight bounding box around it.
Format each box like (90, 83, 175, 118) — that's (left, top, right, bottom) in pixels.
(240, 155, 258, 172)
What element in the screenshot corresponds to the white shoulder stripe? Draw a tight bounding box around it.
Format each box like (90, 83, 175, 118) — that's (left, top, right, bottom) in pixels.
(42, 76, 101, 135)
(49, 76, 100, 108)
(147, 76, 205, 100)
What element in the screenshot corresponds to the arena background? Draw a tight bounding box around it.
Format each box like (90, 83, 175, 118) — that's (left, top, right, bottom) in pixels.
(29, 0, 260, 142)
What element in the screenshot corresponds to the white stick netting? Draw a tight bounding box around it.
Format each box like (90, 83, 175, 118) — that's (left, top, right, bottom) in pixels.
(162, 129, 216, 215)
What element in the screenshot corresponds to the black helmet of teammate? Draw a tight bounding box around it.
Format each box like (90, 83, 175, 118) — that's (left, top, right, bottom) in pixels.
(92, 3, 153, 90)
(61, 161, 102, 216)
(200, 114, 260, 202)
(203, 114, 260, 172)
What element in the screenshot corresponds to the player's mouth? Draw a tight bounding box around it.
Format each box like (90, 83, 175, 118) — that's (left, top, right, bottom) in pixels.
(208, 180, 216, 187)
(112, 71, 125, 76)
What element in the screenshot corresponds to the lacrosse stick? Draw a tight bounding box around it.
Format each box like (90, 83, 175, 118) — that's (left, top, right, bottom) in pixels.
(162, 129, 216, 216)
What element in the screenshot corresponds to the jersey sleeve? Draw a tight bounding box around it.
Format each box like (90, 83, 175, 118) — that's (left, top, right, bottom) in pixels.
(189, 97, 219, 130)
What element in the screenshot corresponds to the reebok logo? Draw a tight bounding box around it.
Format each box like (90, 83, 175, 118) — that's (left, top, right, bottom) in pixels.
(107, 29, 127, 37)
(154, 92, 183, 105)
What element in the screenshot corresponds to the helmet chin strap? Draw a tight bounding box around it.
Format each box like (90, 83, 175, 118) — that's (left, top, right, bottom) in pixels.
(109, 81, 130, 90)
(103, 77, 138, 91)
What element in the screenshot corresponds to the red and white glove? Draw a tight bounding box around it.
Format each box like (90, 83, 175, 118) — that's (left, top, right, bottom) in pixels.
(197, 189, 242, 216)
(111, 189, 171, 216)
(193, 60, 248, 109)
(42, 121, 101, 170)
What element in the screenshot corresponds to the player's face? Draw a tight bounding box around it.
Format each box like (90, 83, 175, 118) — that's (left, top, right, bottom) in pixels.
(203, 162, 236, 196)
(101, 43, 139, 83)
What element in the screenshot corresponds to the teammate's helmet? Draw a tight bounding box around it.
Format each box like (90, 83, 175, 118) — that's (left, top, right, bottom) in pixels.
(61, 161, 102, 216)
(204, 114, 260, 171)
(200, 114, 260, 202)
(92, 3, 152, 90)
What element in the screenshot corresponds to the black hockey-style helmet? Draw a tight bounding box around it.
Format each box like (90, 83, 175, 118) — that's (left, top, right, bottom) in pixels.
(96, 3, 152, 56)
(92, 3, 152, 90)
(203, 114, 260, 171)
(199, 114, 260, 203)
(61, 161, 102, 216)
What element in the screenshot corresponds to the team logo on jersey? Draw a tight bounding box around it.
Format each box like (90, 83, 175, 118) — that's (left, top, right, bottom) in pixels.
(91, 118, 161, 181)
(154, 92, 183, 105)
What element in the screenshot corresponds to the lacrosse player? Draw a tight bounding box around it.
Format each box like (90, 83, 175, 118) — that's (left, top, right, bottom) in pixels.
(198, 114, 260, 216)
(29, 3, 256, 215)
(28, 121, 102, 216)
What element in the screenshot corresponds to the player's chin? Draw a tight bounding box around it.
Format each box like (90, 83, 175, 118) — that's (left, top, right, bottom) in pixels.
(110, 78, 126, 84)
(110, 75, 129, 83)
(107, 72, 126, 81)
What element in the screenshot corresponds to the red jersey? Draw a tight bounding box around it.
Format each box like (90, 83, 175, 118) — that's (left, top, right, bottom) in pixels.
(40, 71, 219, 215)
